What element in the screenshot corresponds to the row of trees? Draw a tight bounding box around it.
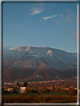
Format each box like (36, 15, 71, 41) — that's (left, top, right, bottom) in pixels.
(17, 81, 27, 87)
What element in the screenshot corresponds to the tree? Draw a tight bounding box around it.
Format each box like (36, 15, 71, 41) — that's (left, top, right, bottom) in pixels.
(68, 88, 75, 95)
(25, 88, 31, 94)
(17, 82, 20, 87)
(24, 81, 27, 87)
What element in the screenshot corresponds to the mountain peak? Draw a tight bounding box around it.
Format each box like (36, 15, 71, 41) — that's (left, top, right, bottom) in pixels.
(3, 46, 77, 82)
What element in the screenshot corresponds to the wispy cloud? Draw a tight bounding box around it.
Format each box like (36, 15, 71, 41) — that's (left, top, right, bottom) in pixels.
(65, 8, 75, 17)
(30, 8, 43, 15)
(42, 14, 58, 21)
(55, 13, 77, 41)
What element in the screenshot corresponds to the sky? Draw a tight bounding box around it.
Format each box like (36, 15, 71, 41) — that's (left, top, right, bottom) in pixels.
(3, 2, 77, 53)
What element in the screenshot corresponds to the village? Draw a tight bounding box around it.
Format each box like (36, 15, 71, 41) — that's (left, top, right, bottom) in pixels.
(3, 77, 77, 95)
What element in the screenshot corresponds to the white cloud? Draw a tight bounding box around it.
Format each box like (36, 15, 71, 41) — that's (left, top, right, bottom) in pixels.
(30, 8, 43, 15)
(42, 14, 57, 21)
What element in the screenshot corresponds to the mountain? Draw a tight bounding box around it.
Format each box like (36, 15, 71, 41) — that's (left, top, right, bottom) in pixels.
(3, 46, 77, 82)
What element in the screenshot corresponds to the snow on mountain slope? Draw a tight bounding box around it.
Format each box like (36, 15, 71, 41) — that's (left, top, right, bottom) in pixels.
(3, 46, 77, 71)
(3, 46, 77, 82)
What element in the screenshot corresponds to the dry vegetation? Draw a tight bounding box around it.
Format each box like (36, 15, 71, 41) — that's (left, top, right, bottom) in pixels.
(3, 94, 77, 103)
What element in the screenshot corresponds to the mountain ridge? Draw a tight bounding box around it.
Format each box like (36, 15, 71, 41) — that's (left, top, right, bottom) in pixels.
(3, 46, 77, 82)
(10, 46, 77, 53)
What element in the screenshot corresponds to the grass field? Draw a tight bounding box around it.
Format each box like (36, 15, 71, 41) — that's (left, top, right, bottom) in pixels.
(3, 93, 20, 96)
(3, 91, 68, 96)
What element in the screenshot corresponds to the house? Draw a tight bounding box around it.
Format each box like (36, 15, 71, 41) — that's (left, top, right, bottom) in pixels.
(20, 86, 30, 93)
(20, 87, 26, 93)
(7, 88, 13, 92)
(47, 87, 53, 90)
(64, 88, 69, 91)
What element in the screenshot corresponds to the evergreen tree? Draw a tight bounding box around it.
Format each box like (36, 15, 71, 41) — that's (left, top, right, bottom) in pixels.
(17, 82, 20, 87)
(24, 81, 27, 87)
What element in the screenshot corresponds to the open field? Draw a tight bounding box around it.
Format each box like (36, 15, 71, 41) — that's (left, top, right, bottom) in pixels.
(3, 93, 77, 103)
(3, 92, 68, 96)
(3, 93, 20, 97)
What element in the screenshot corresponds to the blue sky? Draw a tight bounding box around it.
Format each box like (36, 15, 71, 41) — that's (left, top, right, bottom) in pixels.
(3, 2, 77, 53)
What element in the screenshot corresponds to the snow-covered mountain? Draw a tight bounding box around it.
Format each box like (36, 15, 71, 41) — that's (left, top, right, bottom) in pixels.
(3, 46, 77, 82)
